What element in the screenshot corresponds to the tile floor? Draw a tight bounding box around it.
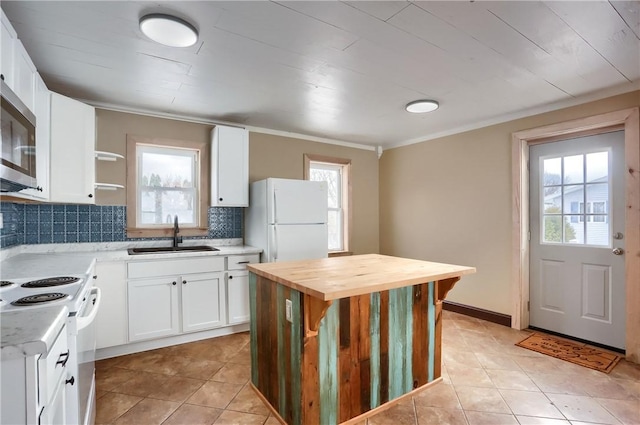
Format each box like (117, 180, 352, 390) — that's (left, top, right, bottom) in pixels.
(95, 311, 640, 424)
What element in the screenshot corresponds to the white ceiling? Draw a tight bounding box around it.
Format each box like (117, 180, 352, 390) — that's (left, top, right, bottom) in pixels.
(3, 1, 639, 148)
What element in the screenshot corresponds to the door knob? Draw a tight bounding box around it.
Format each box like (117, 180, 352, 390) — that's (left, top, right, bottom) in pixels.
(612, 248, 624, 255)
(613, 232, 623, 240)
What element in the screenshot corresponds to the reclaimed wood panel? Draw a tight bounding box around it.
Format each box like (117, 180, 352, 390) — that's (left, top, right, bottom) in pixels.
(428, 281, 436, 381)
(249, 273, 258, 386)
(412, 283, 430, 389)
(290, 289, 302, 425)
(319, 302, 339, 425)
(369, 292, 381, 409)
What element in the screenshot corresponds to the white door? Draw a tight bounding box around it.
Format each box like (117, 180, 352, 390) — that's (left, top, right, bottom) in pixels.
(530, 131, 625, 349)
(128, 278, 179, 341)
(181, 272, 225, 332)
(269, 179, 328, 224)
(227, 271, 250, 324)
(269, 224, 328, 262)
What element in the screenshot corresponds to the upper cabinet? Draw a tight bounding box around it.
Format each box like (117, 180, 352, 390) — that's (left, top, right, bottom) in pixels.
(18, 74, 50, 200)
(210, 125, 249, 207)
(49, 92, 96, 204)
(12, 40, 36, 112)
(1, 10, 16, 89)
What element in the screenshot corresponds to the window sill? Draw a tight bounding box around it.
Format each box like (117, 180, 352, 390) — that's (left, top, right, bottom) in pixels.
(126, 227, 209, 239)
(328, 251, 353, 257)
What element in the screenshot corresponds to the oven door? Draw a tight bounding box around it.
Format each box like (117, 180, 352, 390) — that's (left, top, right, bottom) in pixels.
(76, 287, 101, 425)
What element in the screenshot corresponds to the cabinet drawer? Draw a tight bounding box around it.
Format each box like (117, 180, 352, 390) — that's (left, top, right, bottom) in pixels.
(128, 257, 224, 279)
(39, 326, 68, 405)
(227, 254, 260, 270)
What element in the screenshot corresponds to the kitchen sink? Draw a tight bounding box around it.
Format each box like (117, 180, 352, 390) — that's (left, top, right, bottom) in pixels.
(127, 246, 219, 255)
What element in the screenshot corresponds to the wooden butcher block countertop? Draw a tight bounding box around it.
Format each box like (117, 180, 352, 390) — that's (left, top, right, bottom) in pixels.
(247, 254, 476, 301)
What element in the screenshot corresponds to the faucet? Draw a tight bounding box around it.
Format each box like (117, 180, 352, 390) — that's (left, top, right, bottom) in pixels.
(173, 215, 183, 248)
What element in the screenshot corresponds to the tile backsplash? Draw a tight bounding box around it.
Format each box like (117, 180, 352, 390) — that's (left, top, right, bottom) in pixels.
(0, 202, 242, 248)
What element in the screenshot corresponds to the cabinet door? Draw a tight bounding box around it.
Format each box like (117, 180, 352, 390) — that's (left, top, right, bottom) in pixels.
(12, 40, 36, 111)
(39, 378, 67, 425)
(18, 73, 50, 200)
(211, 126, 248, 207)
(95, 262, 128, 349)
(1, 10, 16, 89)
(181, 272, 226, 332)
(128, 278, 179, 341)
(227, 271, 250, 324)
(49, 92, 96, 204)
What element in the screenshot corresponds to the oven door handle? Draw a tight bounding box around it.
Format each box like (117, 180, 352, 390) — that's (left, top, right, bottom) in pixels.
(77, 287, 101, 331)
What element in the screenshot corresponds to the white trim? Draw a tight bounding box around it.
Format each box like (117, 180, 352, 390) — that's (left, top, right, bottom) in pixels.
(83, 99, 376, 152)
(389, 82, 640, 149)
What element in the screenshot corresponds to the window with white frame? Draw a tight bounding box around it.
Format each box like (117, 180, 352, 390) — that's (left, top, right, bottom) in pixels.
(126, 135, 209, 238)
(304, 154, 351, 253)
(137, 145, 199, 227)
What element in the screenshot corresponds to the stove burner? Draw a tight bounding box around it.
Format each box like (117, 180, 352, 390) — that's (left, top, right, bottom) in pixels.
(21, 276, 81, 288)
(0, 281, 15, 288)
(11, 293, 70, 306)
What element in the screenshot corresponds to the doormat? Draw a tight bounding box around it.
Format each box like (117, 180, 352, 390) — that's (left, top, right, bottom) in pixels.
(515, 333, 622, 373)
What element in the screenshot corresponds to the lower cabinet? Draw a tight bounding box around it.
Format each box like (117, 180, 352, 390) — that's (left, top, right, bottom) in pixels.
(127, 257, 226, 342)
(227, 271, 250, 324)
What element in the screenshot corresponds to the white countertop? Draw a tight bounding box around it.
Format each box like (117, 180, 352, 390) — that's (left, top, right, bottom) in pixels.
(1, 305, 68, 360)
(0, 241, 262, 360)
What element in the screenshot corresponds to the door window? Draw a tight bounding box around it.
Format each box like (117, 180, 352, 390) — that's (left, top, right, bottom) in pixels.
(541, 151, 610, 246)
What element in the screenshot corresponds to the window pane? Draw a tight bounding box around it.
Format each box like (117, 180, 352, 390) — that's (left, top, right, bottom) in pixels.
(140, 188, 195, 225)
(562, 186, 583, 214)
(586, 151, 608, 183)
(563, 216, 583, 244)
(310, 167, 340, 208)
(327, 210, 342, 251)
(586, 219, 609, 246)
(563, 154, 583, 184)
(543, 158, 561, 186)
(543, 216, 563, 243)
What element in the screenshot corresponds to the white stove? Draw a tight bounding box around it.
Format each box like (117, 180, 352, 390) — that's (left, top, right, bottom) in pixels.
(0, 275, 88, 313)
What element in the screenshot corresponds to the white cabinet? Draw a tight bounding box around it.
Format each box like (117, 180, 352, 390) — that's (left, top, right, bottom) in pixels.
(95, 262, 128, 349)
(182, 273, 225, 332)
(227, 271, 250, 324)
(127, 257, 226, 342)
(12, 40, 36, 112)
(211, 125, 249, 207)
(1, 10, 16, 89)
(49, 92, 96, 204)
(128, 277, 180, 341)
(17, 73, 50, 200)
(226, 254, 259, 324)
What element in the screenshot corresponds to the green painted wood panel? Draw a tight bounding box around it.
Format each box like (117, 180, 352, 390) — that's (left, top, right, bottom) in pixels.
(249, 272, 258, 386)
(403, 284, 414, 392)
(428, 281, 435, 381)
(388, 287, 413, 399)
(369, 292, 381, 409)
(318, 301, 339, 425)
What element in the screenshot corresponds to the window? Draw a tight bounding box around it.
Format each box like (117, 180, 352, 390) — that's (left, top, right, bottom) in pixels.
(126, 135, 209, 238)
(541, 151, 610, 246)
(304, 154, 351, 253)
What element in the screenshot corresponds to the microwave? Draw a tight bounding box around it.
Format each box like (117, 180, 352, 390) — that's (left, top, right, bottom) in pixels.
(1, 78, 37, 192)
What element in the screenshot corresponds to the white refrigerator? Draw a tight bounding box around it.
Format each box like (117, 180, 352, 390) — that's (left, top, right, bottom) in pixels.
(245, 178, 328, 262)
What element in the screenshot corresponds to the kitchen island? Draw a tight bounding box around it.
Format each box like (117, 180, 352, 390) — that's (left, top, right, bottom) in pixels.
(247, 254, 476, 425)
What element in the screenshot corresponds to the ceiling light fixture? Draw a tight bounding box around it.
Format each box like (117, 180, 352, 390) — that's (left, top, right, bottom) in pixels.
(139, 13, 198, 48)
(405, 99, 439, 113)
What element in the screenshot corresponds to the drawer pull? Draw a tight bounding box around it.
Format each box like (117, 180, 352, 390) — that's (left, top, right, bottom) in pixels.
(236, 261, 251, 264)
(66, 376, 75, 386)
(56, 350, 70, 367)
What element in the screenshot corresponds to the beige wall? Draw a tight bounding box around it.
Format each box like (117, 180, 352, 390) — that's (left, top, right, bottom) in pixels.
(250, 132, 379, 255)
(95, 110, 379, 254)
(379, 91, 640, 316)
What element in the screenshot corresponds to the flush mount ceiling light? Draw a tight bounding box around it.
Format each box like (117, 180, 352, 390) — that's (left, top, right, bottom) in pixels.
(405, 99, 439, 113)
(139, 13, 198, 47)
